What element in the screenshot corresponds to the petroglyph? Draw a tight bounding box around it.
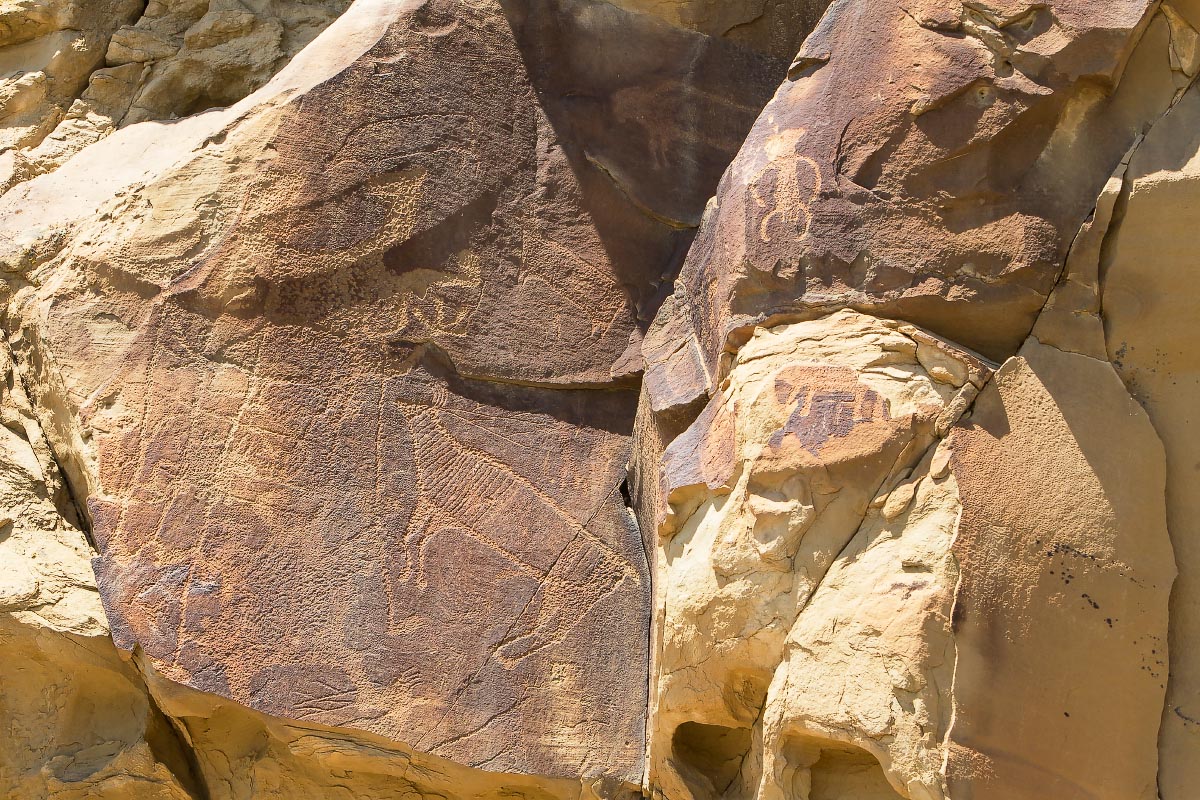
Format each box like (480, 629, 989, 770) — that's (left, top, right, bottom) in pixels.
(748, 129, 822, 245)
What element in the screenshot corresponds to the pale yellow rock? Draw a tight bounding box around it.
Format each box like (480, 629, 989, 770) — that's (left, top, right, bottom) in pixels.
(141, 663, 631, 800)
(0, 62, 147, 194)
(106, 28, 180, 64)
(0, 0, 143, 154)
(0, 1, 1190, 796)
(926, 143, 1177, 798)
(94, 0, 352, 127)
(0, 339, 201, 799)
(1030, 155, 1131, 361)
(0, 0, 409, 513)
(758, 446, 961, 800)
(0, 0, 351, 193)
(650, 310, 987, 800)
(0, 0, 394, 269)
(0, 618, 201, 799)
(0, 340, 102, 637)
(1099, 77, 1200, 799)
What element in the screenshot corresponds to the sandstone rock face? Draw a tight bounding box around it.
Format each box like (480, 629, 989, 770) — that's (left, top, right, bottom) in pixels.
(650, 310, 987, 800)
(637, 1, 1193, 798)
(0, 0, 802, 790)
(105, 0, 354, 125)
(1, 0, 1197, 797)
(603, 0, 830, 60)
(1095, 76, 1200, 799)
(944, 340, 1173, 800)
(643, 0, 1200, 411)
(0, 0, 352, 193)
(647, 294, 1174, 800)
(140, 665, 645, 800)
(0, 340, 201, 799)
(0, 0, 143, 155)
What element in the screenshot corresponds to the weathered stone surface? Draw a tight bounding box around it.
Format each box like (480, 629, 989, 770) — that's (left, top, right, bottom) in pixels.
(648, 310, 987, 800)
(1, 619, 201, 800)
(644, 138, 1178, 797)
(633, 10, 1197, 787)
(139, 660, 639, 800)
(0, 339, 201, 800)
(644, 0, 1200, 414)
(107, 0, 354, 126)
(1096, 76, 1200, 798)
(1, 0, 1196, 795)
(0, 0, 143, 156)
(756, 323, 1173, 800)
(944, 341, 1173, 799)
(0, 0, 352, 194)
(603, 0, 831, 61)
(759, 444, 961, 800)
(0, 0, 801, 785)
(1, 616, 202, 800)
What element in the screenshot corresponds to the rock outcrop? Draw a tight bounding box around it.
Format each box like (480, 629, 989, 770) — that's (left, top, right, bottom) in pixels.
(643, 0, 1200, 407)
(0, 0, 143, 157)
(1, 0, 1197, 798)
(650, 310, 988, 800)
(1091, 74, 1200, 799)
(639, 1, 1194, 798)
(0, 339, 201, 799)
(0, 0, 353, 193)
(0, 0, 810, 792)
(604, 0, 830, 60)
(647, 294, 1174, 800)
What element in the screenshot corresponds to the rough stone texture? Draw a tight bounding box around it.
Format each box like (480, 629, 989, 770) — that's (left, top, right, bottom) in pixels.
(644, 182, 1177, 800)
(0, 0, 801, 788)
(1, 621, 200, 800)
(1, 0, 1198, 796)
(106, 0, 354, 125)
(644, 0, 1200, 414)
(142, 664, 641, 800)
(636, 3, 1190, 797)
(0, 338, 201, 799)
(603, 0, 831, 61)
(759, 446, 962, 800)
(0, 0, 143, 155)
(1097, 74, 1200, 799)
(649, 310, 987, 800)
(147, 662, 657, 800)
(0, 0, 353, 193)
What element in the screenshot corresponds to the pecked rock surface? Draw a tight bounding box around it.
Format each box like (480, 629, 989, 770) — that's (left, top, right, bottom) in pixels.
(649, 310, 989, 800)
(0, 339, 202, 799)
(1, 0, 1198, 798)
(603, 0, 831, 60)
(637, 1, 1196, 798)
(646, 297, 1174, 800)
(643, 0, 1200, 410)
(0, 0, 811, 791)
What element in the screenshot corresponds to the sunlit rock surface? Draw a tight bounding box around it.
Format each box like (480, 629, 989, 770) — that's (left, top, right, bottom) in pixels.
(0, 0, 1196, 798)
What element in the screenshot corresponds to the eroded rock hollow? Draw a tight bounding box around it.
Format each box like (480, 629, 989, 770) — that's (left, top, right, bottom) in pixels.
(0, 1, 1195, 798)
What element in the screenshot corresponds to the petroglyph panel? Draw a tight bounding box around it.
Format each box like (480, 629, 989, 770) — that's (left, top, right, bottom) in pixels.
(643, 0, 1192, 415)
(89, 336, 646, 774)
(648, 310, 989, 800)
(0, 0, 798, 782)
